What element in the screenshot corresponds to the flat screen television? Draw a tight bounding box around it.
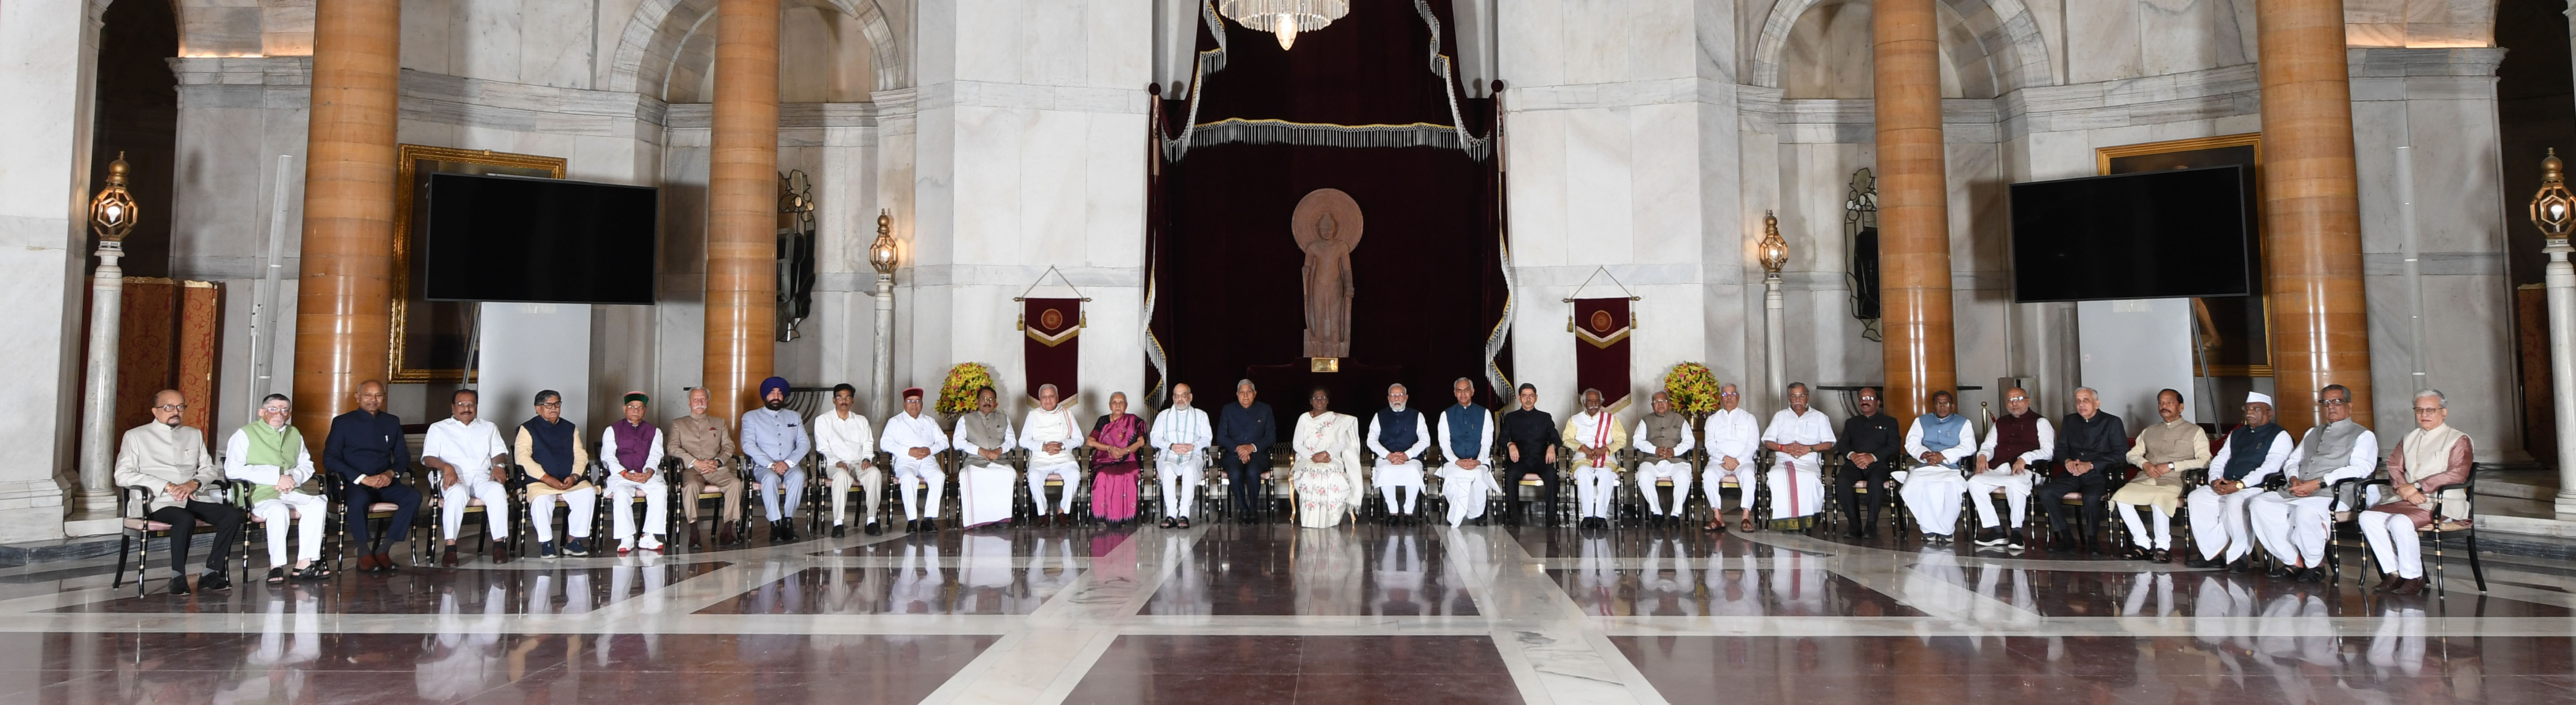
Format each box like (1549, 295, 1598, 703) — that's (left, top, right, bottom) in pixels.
(2007, 165, 2252, 303)
(421, 172, 658, 304)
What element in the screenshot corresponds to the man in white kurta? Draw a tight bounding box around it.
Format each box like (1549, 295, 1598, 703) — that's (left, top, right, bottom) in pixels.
(1760, 383, 1836, 526)
(1437, 378, 1500, 527)
(1700, 384, 1763, 531)
(2185, 392, 2292, 571)
(879, 388, 950, 531)
(1631, 391, 1695, 522)
(1899, 390, 1976, 542)
(598, 392, 670, 553)
(813, 384, 881, 536)
(1367, 383, 1432, 523)
(1152, 383, 1213, 528)
(226, 393, 327, 580)
(2249, 384, 2377, 582)
(1971, 388, 2053, 549)
(421, 389, 512, 565)
(1563, 389, 1627, 528)
(1019, 384, 1086, 522)
(951, 387, 1021, 527)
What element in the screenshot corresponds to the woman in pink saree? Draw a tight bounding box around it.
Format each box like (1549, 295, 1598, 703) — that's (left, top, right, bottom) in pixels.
(1086, 392, 1149, 524)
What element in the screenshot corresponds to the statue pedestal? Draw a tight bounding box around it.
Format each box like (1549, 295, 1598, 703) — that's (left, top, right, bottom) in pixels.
(1247, 359, 1404, 418)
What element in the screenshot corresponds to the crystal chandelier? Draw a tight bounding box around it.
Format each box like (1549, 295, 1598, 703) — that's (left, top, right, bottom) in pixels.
(1218, 0, 1348, 50)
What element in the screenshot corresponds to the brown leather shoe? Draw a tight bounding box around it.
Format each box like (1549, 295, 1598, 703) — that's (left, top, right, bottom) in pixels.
(2373, 572, 2405, 592)
(2388, 576, 2426, 595)
(686, 523, 705, 550)
(373, 553, 399, 573)
(715, 523, 739, 547)
(490, 541, 511, 565)
(353, 553, 381, 572)
(439, 546, 459, 568)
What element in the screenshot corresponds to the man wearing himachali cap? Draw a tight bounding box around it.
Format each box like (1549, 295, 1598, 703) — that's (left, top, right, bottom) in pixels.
(2183, 391, 2293, 572)
(599, 391, 670, 554)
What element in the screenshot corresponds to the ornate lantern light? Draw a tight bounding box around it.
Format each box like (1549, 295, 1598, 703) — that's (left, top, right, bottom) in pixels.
(870, 209, 900, 274)
(90, 152, 137, 242)
(2534, 149, 2574, 241)
(1217, 0, 1348, 50)
(1758, 211, 1789, 274)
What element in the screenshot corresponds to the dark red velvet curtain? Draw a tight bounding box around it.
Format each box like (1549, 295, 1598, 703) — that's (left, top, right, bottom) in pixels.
(1148, 1, 1508, 415)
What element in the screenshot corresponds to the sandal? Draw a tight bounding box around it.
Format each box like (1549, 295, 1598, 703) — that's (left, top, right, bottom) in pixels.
(1739, 518, 1757, 532)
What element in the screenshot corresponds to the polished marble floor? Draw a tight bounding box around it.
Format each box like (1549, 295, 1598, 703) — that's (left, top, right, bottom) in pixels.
(2, 516, 2569, 704)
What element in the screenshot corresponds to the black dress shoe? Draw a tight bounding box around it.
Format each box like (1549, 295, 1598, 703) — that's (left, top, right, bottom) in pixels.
(166, 576, 192, 596)
(2227, 557, 2253, 574)
(2295, 567, 2325, 583)
(197, 571, 231, 592)
(832, 524, 847, 538)
(2266, 563, 2291, 579)
(2151, 549, 2171, 564)
(2182, 553, 2208, 568)
(865, 522, 883, 536)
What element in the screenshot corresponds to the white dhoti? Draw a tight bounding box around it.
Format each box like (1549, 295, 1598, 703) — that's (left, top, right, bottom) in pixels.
(2186, 486, 2268, 562)
(826, 462, 885, 527)
(1373, 461, 1426, 515)
(527, 485, 598, 542)
(1440, 462, 1498, 526)
(439, 478, 511, 543)
(958, 462, 1017, 527)
(2248, 491, 2335, 566)
(1026, 462, 1082, 515)
(604, 474, 668, 546)
(892, 457, 945, 522)
(1965, 470, 2032, 528)
(250, 492, 327, 565)
(1158, 456, 1204, 519)
(1766, 454, 1825, 520)
(1898, 465, 1967, 536)
(1574, 465, 1618, 519)
(1634, 459, 1692, 516)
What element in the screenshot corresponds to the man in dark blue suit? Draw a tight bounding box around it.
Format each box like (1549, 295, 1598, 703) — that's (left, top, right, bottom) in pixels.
(1214, 379, 1277, 523)
(324, 380, 421, 573)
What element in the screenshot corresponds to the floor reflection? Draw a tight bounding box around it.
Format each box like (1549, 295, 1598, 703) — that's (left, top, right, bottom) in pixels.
(57, 559, 724, 615)
(1145, 525, 1477, 616)
(705, 533, 1097, 615)
(1548, 536, 1921, 618)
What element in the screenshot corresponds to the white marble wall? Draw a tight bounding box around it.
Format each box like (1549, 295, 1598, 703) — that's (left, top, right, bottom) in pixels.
(902, 0, 1150, 417)
(0, 0, 102, 542)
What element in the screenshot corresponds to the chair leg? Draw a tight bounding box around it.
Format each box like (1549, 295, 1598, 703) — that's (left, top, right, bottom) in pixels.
(2466, 530, 2486, 592)
(113, 534, 132, 590)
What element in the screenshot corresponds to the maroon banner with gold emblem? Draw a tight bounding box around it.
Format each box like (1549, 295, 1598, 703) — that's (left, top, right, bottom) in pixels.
(1022, 298, 1082, 396)
(1572, 298, 1632, 409)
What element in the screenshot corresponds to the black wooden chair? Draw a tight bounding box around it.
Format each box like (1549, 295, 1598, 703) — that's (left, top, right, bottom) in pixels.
(113, 479, 241, 597)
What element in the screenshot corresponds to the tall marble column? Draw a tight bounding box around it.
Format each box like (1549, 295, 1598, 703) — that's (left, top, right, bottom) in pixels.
(2256, 0, 2371, 433)
(704, 0, 780, 422)
(1872, 0, 1956, 420)
(290, 0, 401, 439)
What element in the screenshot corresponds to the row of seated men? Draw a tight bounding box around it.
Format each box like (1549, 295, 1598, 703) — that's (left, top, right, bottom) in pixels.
(113, 369, 2472, 597)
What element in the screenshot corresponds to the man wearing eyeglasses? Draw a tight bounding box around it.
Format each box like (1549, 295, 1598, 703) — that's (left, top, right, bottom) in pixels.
(1970, 387, 2052, 550)
(226, 393, 329, 582)
(423, 389, 512, 566)
(516, 390, 596, 558)
(1899, 390, 1976, 542)
(2034, 387, 2127, 554)
(325, 380, 419, 574)
(1700, 383, 1762, 532)
(114, 389, 240, 594)
(1631, 391, 1696, 526)
(2248, 384, 2376, 583)
(2358, 389, 2472, 595)
(1835, 387, 1903, 538)
(2184, 392, 2291, 571)
(1759, 383, 1837, 531)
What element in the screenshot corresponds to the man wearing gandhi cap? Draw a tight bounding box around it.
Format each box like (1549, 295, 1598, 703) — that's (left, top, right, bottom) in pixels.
(599, 392, 670, 553)
(878, 386, 950, 531)
(741, 376, 812, 544)
(2183, 391, 2293, 571)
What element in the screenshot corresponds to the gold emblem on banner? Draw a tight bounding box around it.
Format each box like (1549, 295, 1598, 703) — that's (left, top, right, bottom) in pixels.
(1040, 308, 1064, 330)
(1589, 310, 1613, 334)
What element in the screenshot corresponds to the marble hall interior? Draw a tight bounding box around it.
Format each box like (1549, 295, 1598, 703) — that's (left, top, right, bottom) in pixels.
(10, 0, 2576, 703)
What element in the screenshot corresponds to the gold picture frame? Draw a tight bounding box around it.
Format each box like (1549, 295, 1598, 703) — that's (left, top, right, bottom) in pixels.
(389, 144, 568, 383)
(2095, 133, 2270, 378)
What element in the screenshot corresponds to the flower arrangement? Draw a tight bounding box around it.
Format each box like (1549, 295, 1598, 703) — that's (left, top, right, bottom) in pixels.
(936, 362, 998, 416)
(1663, 362, 1722, 417)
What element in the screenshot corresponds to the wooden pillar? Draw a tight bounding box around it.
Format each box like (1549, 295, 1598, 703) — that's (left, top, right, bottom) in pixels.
(291, 0, 400, 439)
(2256, 0, 2370, 433)
(1872, 0, 1956, 420)
(704, 0, 779, 422)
